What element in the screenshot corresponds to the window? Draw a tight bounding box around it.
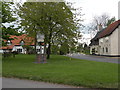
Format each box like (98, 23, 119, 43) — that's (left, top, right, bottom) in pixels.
(105, 37, 109, 42)
(36, 49, 40, 52)
(106, 47, 108, 53)
(103, 48, 104, 53)
(100, 39, 103, 44)
(92, 48, 95, 54)
(17, 49, 22, 53)
(106, 40, 109, 42)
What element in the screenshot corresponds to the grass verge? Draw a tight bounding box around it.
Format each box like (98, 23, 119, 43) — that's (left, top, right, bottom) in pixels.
(2, 54, 118, 88)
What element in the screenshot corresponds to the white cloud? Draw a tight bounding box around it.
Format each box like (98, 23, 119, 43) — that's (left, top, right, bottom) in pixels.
(66, 0, 119, 44)
(66, 0, 119, 24)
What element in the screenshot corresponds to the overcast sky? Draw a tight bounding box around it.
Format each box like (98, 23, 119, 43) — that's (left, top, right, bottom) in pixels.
(19, 0, 119, 24)
(7, 0, 120, 44)
(66, 0, 120, 44)
(66, 0, 119, 24)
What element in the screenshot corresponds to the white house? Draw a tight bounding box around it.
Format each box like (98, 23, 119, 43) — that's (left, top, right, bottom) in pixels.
(90, 19, 120, 56)
(0, 34, 44, 54)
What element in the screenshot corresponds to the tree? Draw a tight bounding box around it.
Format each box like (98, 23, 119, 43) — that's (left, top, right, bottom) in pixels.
(18, 2, 82, 59)
(22, 45, 34, 54)
(1, 2, 22, 46)
(76, 43, 84, 52)
(106, 17, 116, 26)
(92, 13, 115, 29)
(87, 13, 116, 37)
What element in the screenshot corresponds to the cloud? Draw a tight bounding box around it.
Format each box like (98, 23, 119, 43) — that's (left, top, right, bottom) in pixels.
(68, 0, 119, 24)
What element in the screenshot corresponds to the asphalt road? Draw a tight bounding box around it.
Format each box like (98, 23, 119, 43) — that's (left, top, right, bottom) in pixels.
(67, 54, 119, 64)
(2, 77, 77, 88)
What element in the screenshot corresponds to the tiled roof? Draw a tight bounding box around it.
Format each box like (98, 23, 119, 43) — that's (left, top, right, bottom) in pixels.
(90, 19, 120, 46)
(91, 28, 106, 41)
(98, 19, 120, 38)
(1, 34, 35, 50)
(89, 28, 105, 46)
(10, 34, 34, 45)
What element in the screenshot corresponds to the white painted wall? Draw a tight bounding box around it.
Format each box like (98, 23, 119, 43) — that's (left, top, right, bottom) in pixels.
(109, 26, 119, 55)
(118, 26, 120, 55)
(0, 50, 3, 53)
(12, 46, 25, 53)
(90, 45, 99, 54)
(36, 46, 44, 54)
(98, 25, 120, 56)
(99, 36, 111, 55)
(12, 45, 44, 54)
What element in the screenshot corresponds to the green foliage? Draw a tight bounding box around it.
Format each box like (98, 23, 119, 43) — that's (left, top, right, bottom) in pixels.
(51, 45, 59, 54)
(18, 2, 82, 58)
(2, 2, 23, 46)
(2, 2, 16, 23)
(76, 44, 83, 52)
(106, 17, 116, 26)
(3, 54, 118, 88)
(22, 45, 34, 54)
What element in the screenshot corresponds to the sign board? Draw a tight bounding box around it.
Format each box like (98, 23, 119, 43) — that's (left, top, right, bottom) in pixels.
(37, 34, 44, 42)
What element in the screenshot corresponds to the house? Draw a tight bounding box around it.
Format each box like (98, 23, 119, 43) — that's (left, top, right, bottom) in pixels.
(0, 34, 44, 54)
(90, 19, 120, 56)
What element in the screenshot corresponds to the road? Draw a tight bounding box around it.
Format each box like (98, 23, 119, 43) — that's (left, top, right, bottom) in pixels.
(2, 77, 77, 88)
(67, 54, 119, 64)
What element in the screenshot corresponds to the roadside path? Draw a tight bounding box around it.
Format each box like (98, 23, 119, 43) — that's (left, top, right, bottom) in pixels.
(2, 77, 77, 88)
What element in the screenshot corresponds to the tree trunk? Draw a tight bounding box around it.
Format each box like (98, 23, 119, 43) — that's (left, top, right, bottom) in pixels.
(46, 28, 52, 59)
(47, 43, 51, 59)
(34, 32, 37, 54)
(44, 37, 47, 54)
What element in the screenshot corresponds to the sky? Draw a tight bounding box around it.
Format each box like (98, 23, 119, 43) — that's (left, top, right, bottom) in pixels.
(65, 0, 120, 45)
(66, 0, 119, 24)
(18, 0, 119, 24)
(5, 0, 120, 45)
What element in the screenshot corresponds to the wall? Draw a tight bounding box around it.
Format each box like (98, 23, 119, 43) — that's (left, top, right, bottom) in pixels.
(90, 45, 99, 54)
(118, 26, 120, 55)
(99, 36, 111, 55)
(0, 50, 3, 53)
(99, 26, 120, 56)
(12, 45, 44, 54)
(12, 46, 25, 54)
(110, 26, 119, 55)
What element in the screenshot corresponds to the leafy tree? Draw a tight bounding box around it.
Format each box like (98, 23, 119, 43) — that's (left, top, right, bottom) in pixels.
(51, 45, 59, 54)
(1, 2, 22, 46)
(76, 43, 83, 52)
(106, 17, 116, 26)
(87, 13, 116, 37)
(83, 43, 90, 54)
(18, 2, 82, 59)
(22, 45, 34, 54)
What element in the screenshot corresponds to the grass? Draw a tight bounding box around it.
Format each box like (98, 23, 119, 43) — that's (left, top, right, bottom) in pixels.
(2, 54, 118, 88)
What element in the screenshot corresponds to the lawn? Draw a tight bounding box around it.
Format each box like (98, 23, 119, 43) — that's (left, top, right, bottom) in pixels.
(2, 54, 118, 88)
